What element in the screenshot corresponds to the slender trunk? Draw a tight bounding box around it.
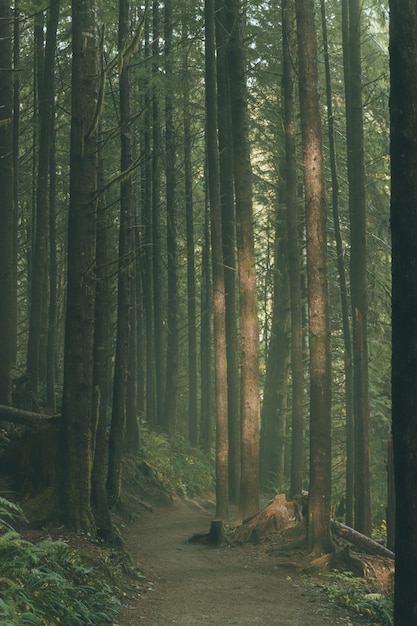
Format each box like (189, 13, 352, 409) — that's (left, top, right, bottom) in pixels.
(200, 200, 213, 455)
(224, 0, 260, 520)
(343, 0, 371, 536)
(162, 0, 178, 434)
(282, 0, 304, 498)
(107, 0, 135, 506)
(205, 0, 229, 519)
(321, 0, 353, 527)
(0, 0, 14, 404)
(152, 0, 164, 427)
(183, 36, 198, 446)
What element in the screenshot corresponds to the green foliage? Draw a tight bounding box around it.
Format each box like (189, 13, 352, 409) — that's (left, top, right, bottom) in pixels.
(316, 570, 393, 625)
(0, 504, 119, 626)
(139, 426, 215, 498)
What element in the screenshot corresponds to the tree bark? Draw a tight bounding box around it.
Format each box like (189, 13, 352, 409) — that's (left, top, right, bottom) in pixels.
(205, 0, 229, 519)
(342, 0, 371, 536)
(61, 0, 98, 533)
(0, 0, 14, 405)
(295, 0, 334, 556)
(224, 0, 260, 521)
(215, 0, 241, 505)
(282, 0, 305, 499)
(390, 1, 417, 622)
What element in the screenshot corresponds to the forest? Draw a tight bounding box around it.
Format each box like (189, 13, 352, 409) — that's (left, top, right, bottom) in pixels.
(0, 0, 416, 623)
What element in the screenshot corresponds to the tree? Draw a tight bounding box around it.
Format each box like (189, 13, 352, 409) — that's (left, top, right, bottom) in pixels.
(282, 0, 304, 498)
(60, 0, 99, 533)
(215, 0, 241, 504)
(390, 1, 417, 622)
(342, 0, 371, 537)
(205, 0, 229, 519)
(107, 0, 136, 508)
(295, 0, 334, 555)
(225, 0, 260, 521)
(0, 0, 14, 405)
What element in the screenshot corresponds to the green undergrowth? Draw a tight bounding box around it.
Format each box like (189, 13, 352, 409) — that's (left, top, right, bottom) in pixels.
(0, 497, 121, 626)
(315, 569, 393, 625)
(137, 427, 215, 498)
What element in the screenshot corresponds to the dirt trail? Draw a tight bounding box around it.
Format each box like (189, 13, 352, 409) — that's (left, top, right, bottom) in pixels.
(117, 497, 372, 626)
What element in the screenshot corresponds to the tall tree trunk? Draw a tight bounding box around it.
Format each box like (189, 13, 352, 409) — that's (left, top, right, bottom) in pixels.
(224, 0, 260, 521)
(295, 0, 334, 555)
(152, 0, 164, 427)
(142, 14, 156, 425)
(61, 0, 98, 533)
(0, 0, 14, 405)
(162, 0, 179, 434)
(44, 0, 60, 413)
(11, 0, 20, 369)
(347, 0, 371, 538)
(205, 0, 229, 519)
(260, 214, 291, 489)
(215, 0, 241, 504)
(321, 0, 354, 527)
(27, 8, 49, 394)
(107, 0, 135, 507)
(390, 3, 417, 622)
(182, 33, 198, 446)
(200, 200, 213, 455)
(91, 128, 113, 541)
(282, 0, 304, 498)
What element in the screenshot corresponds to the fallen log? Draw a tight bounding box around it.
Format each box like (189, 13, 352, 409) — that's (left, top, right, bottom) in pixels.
(331, 519, 394, 559)
(0, 404, 59, 427)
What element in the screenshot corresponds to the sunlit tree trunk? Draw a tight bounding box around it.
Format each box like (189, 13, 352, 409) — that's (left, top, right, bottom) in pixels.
(390, 2, 417, 622)
(224, 0, 260, 520)
(282, 0, 304, 499)
(205, 0, 229, 519)
(295, 0, 334, 555)
(61, 0, 98, 533)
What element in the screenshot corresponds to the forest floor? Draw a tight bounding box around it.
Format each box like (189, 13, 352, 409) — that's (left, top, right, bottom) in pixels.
(115, 495, 376, 626)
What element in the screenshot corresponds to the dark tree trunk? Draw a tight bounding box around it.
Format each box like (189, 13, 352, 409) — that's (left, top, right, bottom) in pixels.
(152, 0, 165, 428)
(205, 0, 229, 519)
(0, 0, 14, 405)
(260, 217, 291, 489)
(390, 2, 417, 622)
(162, 0, 179, 435)
(200, 201, 213, 455)
(182, 32, 198, 447)
(216, 0, 241, 504)
(142, 14, 156, 425)
(91, 128, 113, 540)
(107, 0, 135, 507)
(295, 0, 334, 556)
(61, 0, 98, 533)
(321, 0, 354, 528)
(342, 0, 371, 536)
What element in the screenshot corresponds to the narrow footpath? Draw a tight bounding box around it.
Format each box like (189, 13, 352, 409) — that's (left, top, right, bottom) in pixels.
(117, 497, 373, 626)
